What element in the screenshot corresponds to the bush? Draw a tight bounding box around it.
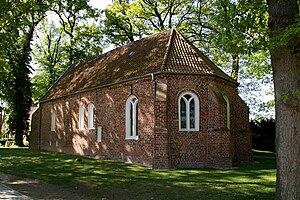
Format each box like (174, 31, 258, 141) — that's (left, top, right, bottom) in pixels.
(0, 138, 15, 146)
(5, 141, 15, 147)
(250, 119, 276, 152)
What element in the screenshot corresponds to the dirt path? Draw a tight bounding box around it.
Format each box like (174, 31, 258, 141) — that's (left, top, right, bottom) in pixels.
(0, 173, 90, 200)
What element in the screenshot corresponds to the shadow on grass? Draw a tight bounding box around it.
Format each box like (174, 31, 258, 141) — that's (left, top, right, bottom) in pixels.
(0, 148, 276, 200)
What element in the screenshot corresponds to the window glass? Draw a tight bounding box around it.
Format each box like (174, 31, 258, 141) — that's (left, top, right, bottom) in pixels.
(190, 99, 195, 129)
(180, 98, 187, 129)
(79, 104, 84, 130)
(126, 96, 138, 139)
(178, 91, 199, 131)
(88, 103, 94, 129)
(51, 109, 56, 131)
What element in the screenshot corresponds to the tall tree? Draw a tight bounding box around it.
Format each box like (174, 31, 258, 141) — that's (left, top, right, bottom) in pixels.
(103, 0, 195, 46)
(185, 0, 268, 82)
(103, 0, 146, 46)
(0, 0, 48, 146)
(136, 0, 194, 31)
(51, 0, 99, 65)
(32, 2, 103, 102)
(267, 0, 300, 199)
(32, 19, 67, 102)
(34, 20, 66, 84)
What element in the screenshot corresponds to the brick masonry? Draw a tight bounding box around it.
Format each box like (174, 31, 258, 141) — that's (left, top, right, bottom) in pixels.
(30, 73, 252, 169)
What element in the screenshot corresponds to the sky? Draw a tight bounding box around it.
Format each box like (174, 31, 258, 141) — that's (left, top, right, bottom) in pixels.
(89, 0, 112, 9)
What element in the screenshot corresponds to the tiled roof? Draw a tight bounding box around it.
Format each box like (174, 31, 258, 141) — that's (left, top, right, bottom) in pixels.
(42, 29, 234, 101)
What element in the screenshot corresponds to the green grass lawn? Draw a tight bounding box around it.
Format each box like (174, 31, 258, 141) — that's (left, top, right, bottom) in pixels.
(0, 148, 276, 200)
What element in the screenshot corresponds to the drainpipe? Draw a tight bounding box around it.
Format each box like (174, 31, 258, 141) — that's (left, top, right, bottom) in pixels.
(151, 73, 157, 117)
(151, 73, 157, 166)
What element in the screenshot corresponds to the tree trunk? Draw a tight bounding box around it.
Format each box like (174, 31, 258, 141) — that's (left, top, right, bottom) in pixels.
(267, 0, 300, 199)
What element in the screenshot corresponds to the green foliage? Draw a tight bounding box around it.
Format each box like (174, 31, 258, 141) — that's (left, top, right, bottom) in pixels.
(50, 0, 101, 65)
(187, 0, 269, 81)
(0, 0, 50, 146)
(102, 0, 195, 46)
(31, 0, 103, 101)
(102, 1, 146, 46)
(0, 148, 276, 200)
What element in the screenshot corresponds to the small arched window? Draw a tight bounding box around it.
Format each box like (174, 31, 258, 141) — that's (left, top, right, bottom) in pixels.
(126, 95, 138, 139)
(51, 108, 56, 131)
(88, 103, 95, 129)
(79, 103, 84, 130)
(178, 91, 199, 131)
(223, 95, 230, 129)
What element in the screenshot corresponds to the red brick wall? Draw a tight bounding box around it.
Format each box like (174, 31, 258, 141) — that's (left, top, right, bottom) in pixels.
(38, 77, 155, 167)
(31, 74, 252, 169)
(29, 108, 40, 150)
(154, 74, 252, 169)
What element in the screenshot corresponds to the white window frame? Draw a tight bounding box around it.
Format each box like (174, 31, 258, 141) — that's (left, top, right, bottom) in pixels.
(125, 95, 139, 140)
(87, 103, 95, 129)
(79, 103, 84, 130)
(223, 95, 230, 129)
(51, 108, 56, 131)
(178, 91, 200, 131)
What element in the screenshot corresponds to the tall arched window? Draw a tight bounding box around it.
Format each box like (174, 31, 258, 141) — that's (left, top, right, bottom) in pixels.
(178, 91, 199, 131)
(223, 95, 230, 129)
(88, 103, 94, 129)
(79, 103, 84, 130)
(126, 95, 138, 139)
(51, 108, 56, 131)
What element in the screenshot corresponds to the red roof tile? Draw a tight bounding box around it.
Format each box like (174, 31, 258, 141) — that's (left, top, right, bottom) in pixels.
(42, 29, 234, 101)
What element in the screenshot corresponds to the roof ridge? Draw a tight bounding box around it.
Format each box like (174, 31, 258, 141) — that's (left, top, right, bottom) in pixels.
(160, 29, 176, 71)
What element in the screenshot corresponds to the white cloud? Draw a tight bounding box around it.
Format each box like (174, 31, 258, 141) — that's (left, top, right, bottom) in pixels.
(89, 0, 112, 9)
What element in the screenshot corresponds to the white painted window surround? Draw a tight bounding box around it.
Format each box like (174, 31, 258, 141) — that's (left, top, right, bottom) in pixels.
(126, 95, 138, 139)
(178, 91, 200, 131)
(88, 103, 95, 129)
(51, 108, 56, 131)
(79, 103, 84, 130)
(223, 95, 230, 129)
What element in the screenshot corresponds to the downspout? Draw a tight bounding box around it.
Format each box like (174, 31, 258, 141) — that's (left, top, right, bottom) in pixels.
(151, 73, 157, 167)
(151, 73, 157, 117)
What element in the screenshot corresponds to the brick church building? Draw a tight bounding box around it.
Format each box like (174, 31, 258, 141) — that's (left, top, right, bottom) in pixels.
(30, 29, 252, 169)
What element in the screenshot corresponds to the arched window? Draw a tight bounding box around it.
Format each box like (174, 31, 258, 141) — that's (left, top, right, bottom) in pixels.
(79, 103, 84, 130)
(126, 95, 138, 139)
(223, 95, 230, 129)
(51, 108, 56, 131)
(178, 91, 199, 131)
(88, 103, 95, 129)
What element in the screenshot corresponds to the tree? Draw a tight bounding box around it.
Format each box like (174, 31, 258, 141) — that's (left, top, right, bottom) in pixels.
(102, 0, 146, 46)
(267, 0, 300, 199)
(135, 0, 194, 31)
(32, 20, 67, 102)
(0, 0, 48, 146)
(51, 0, 100, 65)
(184, 0, 269, 82)
(32, 2, 103, 101)
(102, 0, 195, 46)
